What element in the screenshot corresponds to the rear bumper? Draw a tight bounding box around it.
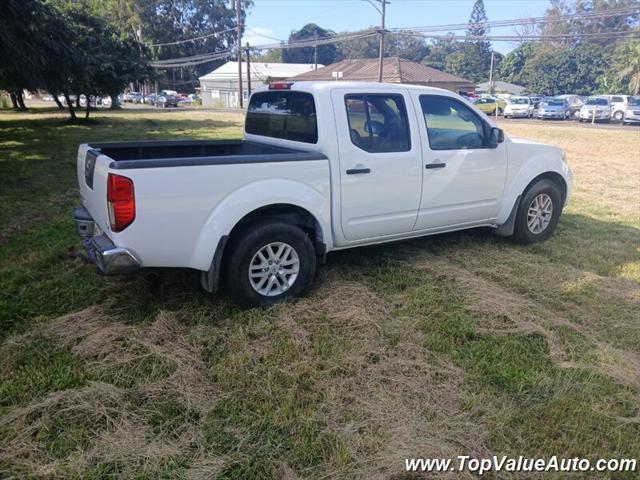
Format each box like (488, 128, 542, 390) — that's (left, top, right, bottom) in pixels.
(74, 207, 140, 275)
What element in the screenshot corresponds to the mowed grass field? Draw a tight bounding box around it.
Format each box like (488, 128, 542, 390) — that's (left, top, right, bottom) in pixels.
(0, 108, 638, 479)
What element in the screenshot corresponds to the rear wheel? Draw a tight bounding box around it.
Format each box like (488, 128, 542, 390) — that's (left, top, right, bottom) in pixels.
(223, 222, 316, 307)
(513, 179, 563, 245)
(613, 111, 624, 121)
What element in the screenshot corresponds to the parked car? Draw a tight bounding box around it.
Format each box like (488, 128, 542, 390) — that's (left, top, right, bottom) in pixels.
(623, 96, 640, 125)
(607, 94, 631, 121)
(74, 81, 572, 306)
(123, 92, 143, 103)
(473, 97, 506, 116)
(504, 96, 534, 118)
(144, 93, 157, 105)
(554, 94, 584, 119)
(155, 91, 179, 108)
(578, 96, 611, 123)
(535, 98, 570, 120)
(41, 94, 54, 102)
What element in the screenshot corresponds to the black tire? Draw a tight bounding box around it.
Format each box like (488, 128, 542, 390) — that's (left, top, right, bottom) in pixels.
(513, 179, 563, 245)
(223, 222, 316, 307)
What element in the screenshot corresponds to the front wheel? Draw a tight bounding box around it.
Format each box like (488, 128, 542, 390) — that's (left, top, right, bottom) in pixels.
(223, 222, 317, 307)
(513, 179, 563, 245)
(613, 111, 624, 121)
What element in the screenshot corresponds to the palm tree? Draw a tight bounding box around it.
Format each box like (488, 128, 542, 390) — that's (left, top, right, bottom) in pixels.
(616, 40, 640, 95)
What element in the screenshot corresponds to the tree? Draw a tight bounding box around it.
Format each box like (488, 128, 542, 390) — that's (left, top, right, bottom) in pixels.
(282, 24, 340, 65)
(422, 35, 461, 71)
(611, 40, 640, 94)
(498, 42, 538, 86)
(336, 29, 429, 63)
(91, 0, 253, 91)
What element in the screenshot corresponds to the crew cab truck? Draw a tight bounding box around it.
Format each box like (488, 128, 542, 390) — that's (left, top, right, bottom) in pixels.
(75, 81, 573, 307)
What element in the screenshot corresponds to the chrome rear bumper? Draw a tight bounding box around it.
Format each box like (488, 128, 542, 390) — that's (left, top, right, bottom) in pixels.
(74, 207, 140, 275)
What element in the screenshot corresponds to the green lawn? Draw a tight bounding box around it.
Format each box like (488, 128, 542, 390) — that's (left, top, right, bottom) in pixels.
(0, 108, 638, 479)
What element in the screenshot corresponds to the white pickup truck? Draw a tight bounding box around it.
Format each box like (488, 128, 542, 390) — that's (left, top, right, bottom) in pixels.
(75, 81, 573, 306)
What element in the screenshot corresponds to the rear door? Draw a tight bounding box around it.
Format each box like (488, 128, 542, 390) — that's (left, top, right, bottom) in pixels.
(330, 89, 422, 241)
(410, 92, 508, 230)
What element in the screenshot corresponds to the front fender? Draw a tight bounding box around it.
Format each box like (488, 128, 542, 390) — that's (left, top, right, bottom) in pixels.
(497, 149, 573, 224)
(190, 178, 331, 271)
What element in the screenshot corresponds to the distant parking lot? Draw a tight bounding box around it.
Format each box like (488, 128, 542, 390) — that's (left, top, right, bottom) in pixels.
(499, 116, 640, 131)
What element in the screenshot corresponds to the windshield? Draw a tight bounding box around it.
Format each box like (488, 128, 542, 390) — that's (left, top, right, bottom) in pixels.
(586, 97, 608, 106)
(628, 96, 640, 106)
(543, 100, 564, 106)
(509, 97, 529, 105)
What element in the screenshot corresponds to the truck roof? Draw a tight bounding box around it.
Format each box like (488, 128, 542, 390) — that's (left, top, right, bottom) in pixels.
(253, 81, 457, 97)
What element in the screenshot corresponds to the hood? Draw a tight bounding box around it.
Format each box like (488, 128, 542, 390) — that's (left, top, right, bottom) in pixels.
(540, 104, 565, 110)
(509, 135, 563, 154)
(582, 104, 609, 110)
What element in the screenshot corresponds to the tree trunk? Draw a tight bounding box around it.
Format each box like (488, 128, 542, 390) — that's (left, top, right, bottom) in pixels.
(85, 93, 91, 119)
(16, 91, 27, 111)
(110, 94, 121, 109)
(53, 94, 64, 110)
(63, 92, 76, 120)
(9, 92, 18, 109)
(76, 96, 81, 108)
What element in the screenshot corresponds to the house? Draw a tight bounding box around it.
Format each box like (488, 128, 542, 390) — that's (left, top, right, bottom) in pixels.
(476, 80, 526, 96)
(290, 57, 474, 92)
(198, 61, 322, 108)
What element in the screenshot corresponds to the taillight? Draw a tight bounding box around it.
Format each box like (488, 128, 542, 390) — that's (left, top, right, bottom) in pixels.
(269, 81, 293, 90)
(107, 173, 135, 232)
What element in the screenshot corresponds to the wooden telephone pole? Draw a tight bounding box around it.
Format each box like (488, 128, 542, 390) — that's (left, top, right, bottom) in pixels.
(236, 0, 243, 108)
(245, 43, 252, 96)
(364, 0, 389, 82)
(377, 0, 387, 82)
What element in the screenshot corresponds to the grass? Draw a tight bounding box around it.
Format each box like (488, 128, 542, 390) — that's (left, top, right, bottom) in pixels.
(0, 108, 638, 479)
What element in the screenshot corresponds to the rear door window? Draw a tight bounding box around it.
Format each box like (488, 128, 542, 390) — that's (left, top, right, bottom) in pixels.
(345, 94, 411, 153)
(245, 91, 318, 144)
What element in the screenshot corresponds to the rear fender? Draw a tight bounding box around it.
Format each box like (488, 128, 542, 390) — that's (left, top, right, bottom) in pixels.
(190, 179, 331, 271)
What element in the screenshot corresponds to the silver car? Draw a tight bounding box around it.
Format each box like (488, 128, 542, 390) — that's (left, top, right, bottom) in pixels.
(536, 98, 570, 120)
(578, 96, 611, 123)
(623, 96, 640, 125)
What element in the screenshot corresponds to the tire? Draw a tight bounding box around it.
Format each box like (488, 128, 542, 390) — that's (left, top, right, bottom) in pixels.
(223, 222, 317, 307)
(613, 111, 624, 121)
(513, 179, 563, 245)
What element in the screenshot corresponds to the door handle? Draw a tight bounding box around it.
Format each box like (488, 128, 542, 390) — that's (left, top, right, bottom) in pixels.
(425, 163, 446, 169)
(346, 168, 371, 175)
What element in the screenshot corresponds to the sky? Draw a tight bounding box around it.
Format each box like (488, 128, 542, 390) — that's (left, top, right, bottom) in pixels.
(243, 0, 552, 55)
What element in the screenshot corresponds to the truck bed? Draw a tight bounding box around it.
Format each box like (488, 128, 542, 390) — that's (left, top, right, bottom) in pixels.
(87, 139, 325, 169)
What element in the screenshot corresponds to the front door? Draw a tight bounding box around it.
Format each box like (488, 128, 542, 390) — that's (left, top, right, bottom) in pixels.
(331, 90, 423, 241)
(410, 93, 508, 231)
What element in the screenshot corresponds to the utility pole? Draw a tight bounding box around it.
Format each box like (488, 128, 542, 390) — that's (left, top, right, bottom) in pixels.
(236, 0, 243, 108)
(245, 43, 252, 96)
(488, 51, 495, 95)
(314, 32, 318, 69)
(377, 0, 387, 82)
(364, 0, 389, 82)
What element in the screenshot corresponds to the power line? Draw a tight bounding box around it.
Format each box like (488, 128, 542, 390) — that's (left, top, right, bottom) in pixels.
(401, 5, 639, 33)
(150, 6, 639, 69)
(151, 27, 235, 47)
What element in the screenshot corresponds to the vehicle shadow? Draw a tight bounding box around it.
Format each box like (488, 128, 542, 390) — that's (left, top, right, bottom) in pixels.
(102, 212, 639, 325)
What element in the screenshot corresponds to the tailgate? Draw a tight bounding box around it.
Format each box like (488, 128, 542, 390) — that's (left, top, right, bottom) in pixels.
(76, 143, 112, 234)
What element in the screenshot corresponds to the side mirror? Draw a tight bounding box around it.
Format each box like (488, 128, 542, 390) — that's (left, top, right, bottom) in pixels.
(489, 127, 504, 147)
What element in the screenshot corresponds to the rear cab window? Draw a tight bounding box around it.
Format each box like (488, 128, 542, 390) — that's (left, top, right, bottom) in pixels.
(245, 91, 318, 144)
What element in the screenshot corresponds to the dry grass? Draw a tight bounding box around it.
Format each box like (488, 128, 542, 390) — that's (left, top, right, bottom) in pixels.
(1, 111, 639, 479)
